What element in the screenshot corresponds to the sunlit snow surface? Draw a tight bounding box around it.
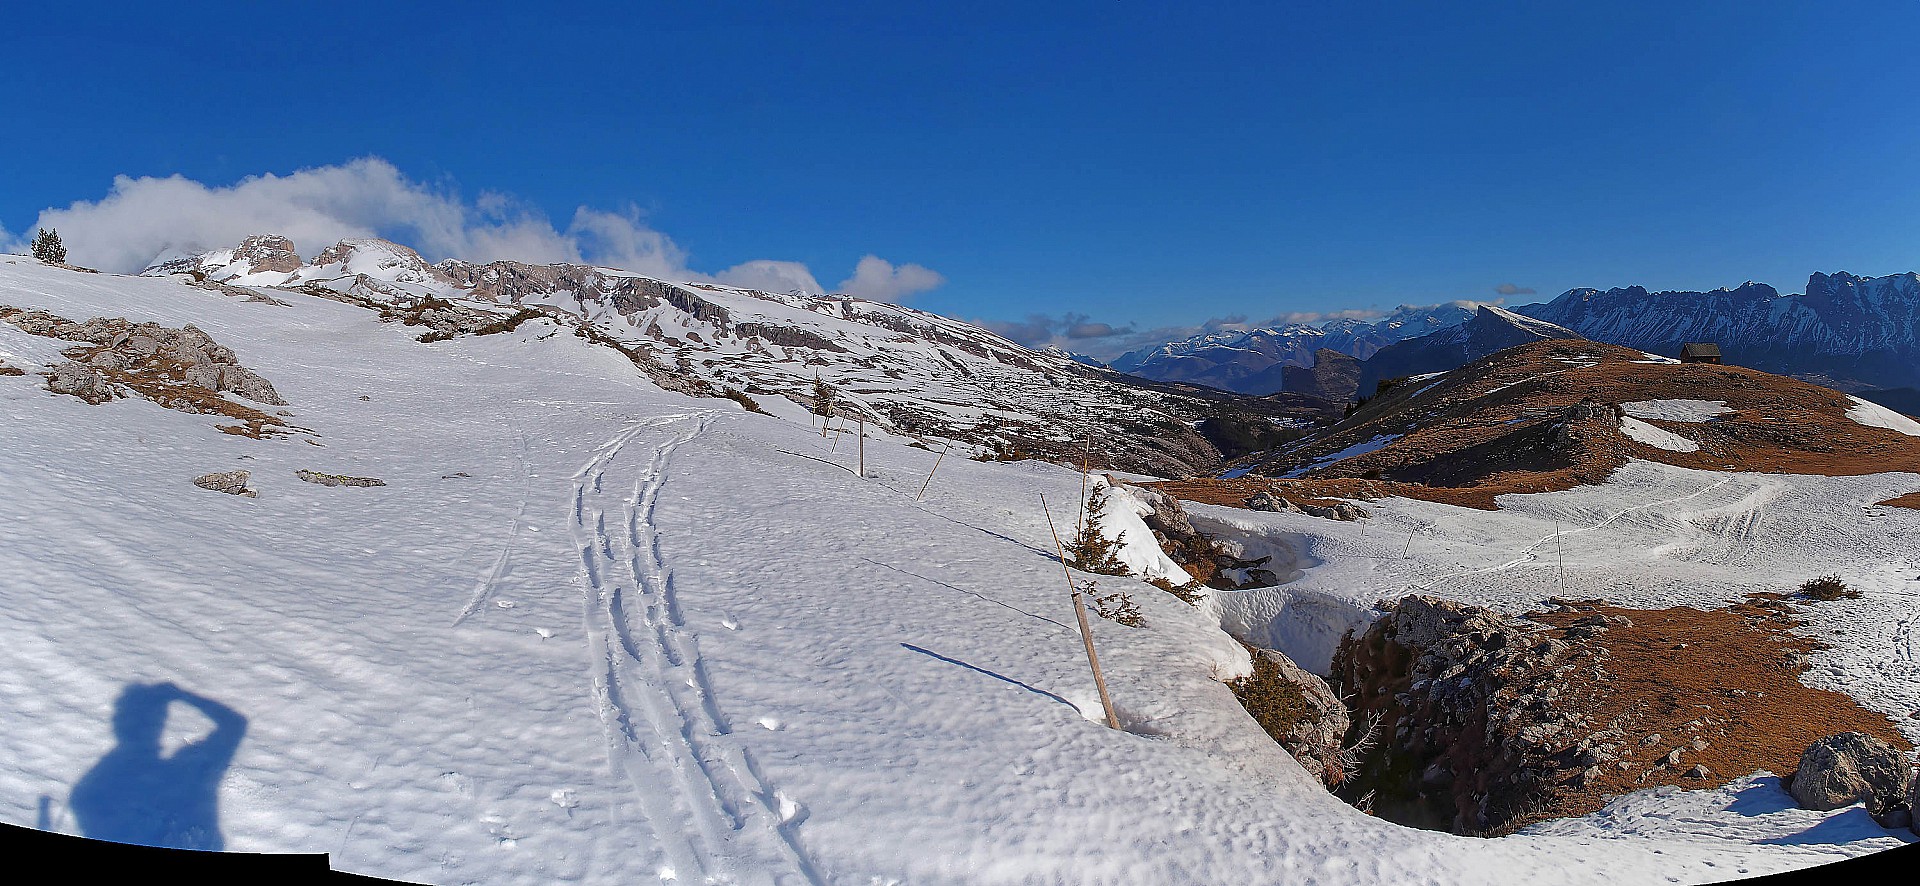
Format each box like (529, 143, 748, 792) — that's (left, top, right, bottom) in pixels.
(0, 257, 1915, 883)
(1848, 396, 1920, 437)
(1621, 400, 1733, 423)
(1619, 417, 1701, 452)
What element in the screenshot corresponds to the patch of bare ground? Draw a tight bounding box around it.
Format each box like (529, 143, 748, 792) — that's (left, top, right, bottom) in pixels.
(1880, 490, 1920, 510)
(1154, 475, 1559, 511)
(1524, 597, 1912, 825)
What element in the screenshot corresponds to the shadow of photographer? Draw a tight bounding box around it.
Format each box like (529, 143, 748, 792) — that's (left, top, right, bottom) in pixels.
(69, 682, 247, 851)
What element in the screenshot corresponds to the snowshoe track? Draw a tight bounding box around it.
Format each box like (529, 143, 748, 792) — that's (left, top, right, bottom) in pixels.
(571, 412, 819, 885)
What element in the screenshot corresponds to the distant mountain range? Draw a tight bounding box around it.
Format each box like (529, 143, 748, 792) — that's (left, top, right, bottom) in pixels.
(1108, 302, 1481, 394)
(1355, 307, 1582, 397)
(1116, 271, 1920, 406)
(1511, 272, 1920, 392)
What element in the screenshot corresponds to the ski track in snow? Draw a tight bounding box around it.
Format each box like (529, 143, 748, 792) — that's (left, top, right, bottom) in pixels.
(453, 423, 534, 627)
(571, 411, 820, 885)
(1411, 475, 1736, 593)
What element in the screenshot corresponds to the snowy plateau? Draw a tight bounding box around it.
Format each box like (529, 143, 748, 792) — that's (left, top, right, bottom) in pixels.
(1, 247, 1917, 885)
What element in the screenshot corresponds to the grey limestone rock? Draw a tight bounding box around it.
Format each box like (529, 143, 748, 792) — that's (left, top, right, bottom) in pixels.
(193, 470, 257, 498)
(295, 470, 386, 488)
(1789, 732, 1912, 813)
(46, 361, 122, 404)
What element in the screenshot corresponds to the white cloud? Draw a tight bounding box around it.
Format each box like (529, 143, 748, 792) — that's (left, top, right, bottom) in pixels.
(8, 158, 944, 299)
(836, 254, 945, 303)
(714, 260, 825, 294)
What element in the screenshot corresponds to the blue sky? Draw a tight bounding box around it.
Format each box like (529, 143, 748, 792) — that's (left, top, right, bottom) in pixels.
(8, 2, 1920, 356)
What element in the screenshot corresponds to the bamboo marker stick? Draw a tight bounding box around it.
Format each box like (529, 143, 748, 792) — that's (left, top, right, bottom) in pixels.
(1402, 526, 1417, 558)
(1555, 516, 1567, 594)
(858, 415, 865, 477)
(916, 440, 953, 501)
(1076, 431, 1093, 536)
(1042, 494, 1121, 730)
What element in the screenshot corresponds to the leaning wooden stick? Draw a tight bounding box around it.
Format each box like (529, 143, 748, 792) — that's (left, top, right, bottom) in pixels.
(1041, 493, 1121, 730)
(916, 440, 953, 501)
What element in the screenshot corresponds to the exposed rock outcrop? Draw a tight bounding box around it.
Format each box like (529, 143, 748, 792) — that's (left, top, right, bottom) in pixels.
(1788, 732, 1913, 814)
(1, 308, 285, 406)
(1230, 647, 1352, 787)
(1107, 479, 1280, 592)
(46, 361, 123, 403)
(1245, 491, 1369, 521)
(193, 471, 257, 497)
(295, 470, 386, 488)
(230, 235, 302, 276)
(2, 306, 296, 437)
(1328, 596, 1609, 835)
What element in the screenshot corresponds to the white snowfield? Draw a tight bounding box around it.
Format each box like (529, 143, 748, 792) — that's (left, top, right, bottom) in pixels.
(1621, 400, 1733, 423)
(1, 257, 1915, 884)
(1619, 417, 1701, 452)
(1848, 396, 1920, 437)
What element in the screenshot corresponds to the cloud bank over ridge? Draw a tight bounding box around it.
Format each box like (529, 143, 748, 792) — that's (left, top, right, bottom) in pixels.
(11, 157, 945, 302)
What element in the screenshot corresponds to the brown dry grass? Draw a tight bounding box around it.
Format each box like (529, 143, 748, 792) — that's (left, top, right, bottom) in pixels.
(1526, 598, 1912, 821)
(1181, 341, 1920, 512)
(1881, 490, 1920, 510)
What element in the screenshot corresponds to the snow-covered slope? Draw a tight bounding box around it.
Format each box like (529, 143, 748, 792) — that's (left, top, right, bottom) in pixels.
(145, 237, 1320, 478)
(3, 255, 1913, 882)
(1110, 302, 1480, 395)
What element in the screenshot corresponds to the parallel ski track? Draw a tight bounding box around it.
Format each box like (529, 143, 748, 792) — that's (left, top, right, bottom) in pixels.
(571, 412, 820, 885)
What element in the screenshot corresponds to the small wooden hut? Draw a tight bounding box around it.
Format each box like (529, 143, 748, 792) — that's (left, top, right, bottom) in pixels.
(1679, 343, 1723, 364)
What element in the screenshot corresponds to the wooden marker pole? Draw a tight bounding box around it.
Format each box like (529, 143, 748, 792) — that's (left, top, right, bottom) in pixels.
(858, 415, 865, 477)
(1555, 516, 1567, 594)
(1042, 494, 1121, 730)
(916, 440, 953, 501)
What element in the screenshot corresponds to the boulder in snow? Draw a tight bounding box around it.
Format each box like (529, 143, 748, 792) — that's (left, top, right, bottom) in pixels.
(1788, 731, 1912, 813)
(46, 361, 122, 404)
(295, 470, 387, 488)
(193, 470, 257, 498)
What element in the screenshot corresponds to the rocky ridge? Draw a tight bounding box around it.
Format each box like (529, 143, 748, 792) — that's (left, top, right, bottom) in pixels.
(143, 236, 1330, 476)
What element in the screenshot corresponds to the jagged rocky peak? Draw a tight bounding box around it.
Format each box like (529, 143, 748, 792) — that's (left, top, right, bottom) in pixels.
(230, 234, 302, 275)
(143, 233, 305, 281)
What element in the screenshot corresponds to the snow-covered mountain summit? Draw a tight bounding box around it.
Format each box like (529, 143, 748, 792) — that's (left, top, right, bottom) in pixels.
(143, 236, 1322, 476)
(1110, 302, 1481, 395)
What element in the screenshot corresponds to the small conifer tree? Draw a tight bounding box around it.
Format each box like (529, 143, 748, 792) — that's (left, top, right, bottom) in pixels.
(31, 228, 66, 265)
(812, 374, 836, 434)
(1068, 485, 1132, 576)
